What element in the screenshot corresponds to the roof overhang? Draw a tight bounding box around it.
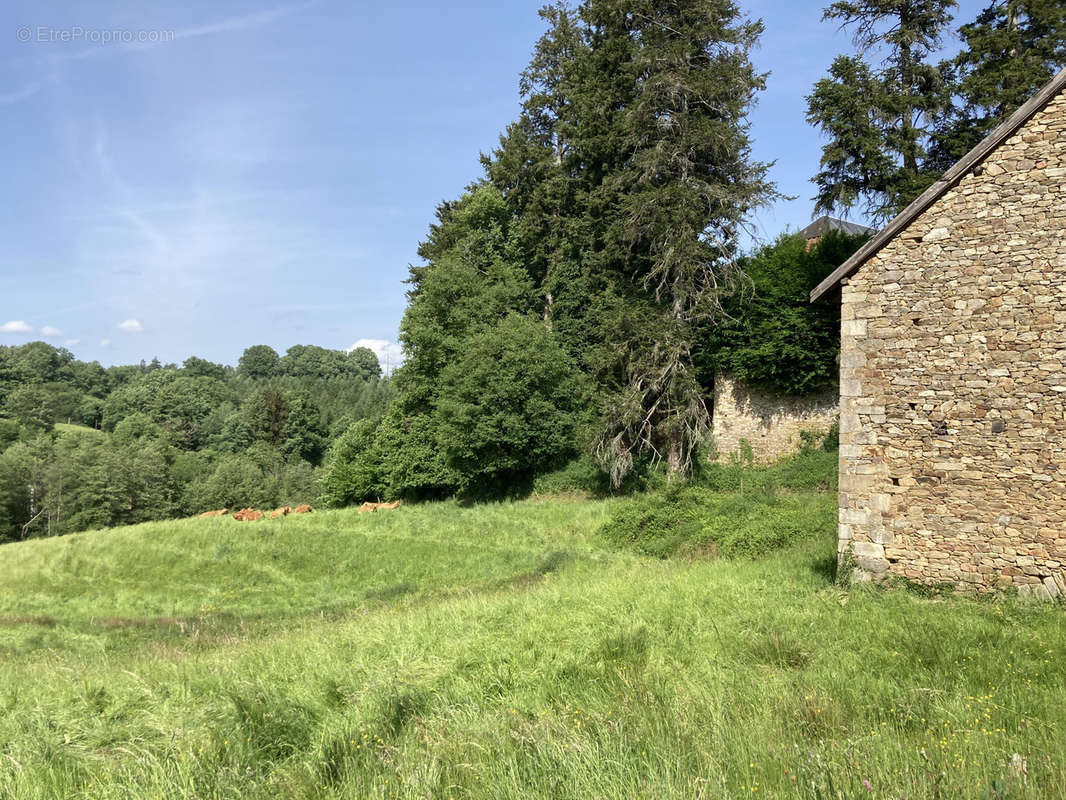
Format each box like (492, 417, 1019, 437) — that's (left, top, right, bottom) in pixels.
(810, 67, 1066, 302)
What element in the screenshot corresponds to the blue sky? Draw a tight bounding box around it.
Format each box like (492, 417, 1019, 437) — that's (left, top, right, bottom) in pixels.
(1, 0, 987, 368)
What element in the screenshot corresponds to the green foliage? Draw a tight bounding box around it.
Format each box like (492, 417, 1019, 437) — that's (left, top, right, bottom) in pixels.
(364, 184, 538, 500)
(101, 372, 232, 449)
(389, 0, 779, 491)
(371, 404, 459, 501)
(531, 455, 612, 496)
(279, 344, 381, 381)
(809, 1, 1066, 217)
(437, 314, 578, 495)
(577, 0, 778, 483)
(2, 385, 55, 432)
(278, 391, 329, 464)
(599, 484, 836, 559)
(698, 231, 867, 395)
(700, 439, 839, 493)
(0, 418, 19, 452)
(600, 444, 839, 559)
(320, 419, 384, 506)
(807, 0, 957, 219)
(930, 0, 1066, 169)
(182, 356, 229, 380)
(237, 345, 281, 379)
(346, 347, 382, 380)
(189, 454, 280, 512)
(5, 340, 75, 383)
(0, 339, 391, 540)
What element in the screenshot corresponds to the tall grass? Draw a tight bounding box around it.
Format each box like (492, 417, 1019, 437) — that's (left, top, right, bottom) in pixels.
(0, 489, 1063, 798)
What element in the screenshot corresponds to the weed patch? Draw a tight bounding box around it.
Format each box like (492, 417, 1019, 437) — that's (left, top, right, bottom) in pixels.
(598, 485, 834, 559)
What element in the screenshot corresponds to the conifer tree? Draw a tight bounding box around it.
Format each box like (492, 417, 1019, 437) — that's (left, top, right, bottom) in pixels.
(807, 0, 957, 220)
(573, 0, 777, 482)
(381, 0, 778, 490)
(930, 1, 1066, 169)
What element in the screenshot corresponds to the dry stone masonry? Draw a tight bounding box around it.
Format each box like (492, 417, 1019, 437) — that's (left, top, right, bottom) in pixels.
(830, 85, 1066, 597)
(712, 373, 838, 464)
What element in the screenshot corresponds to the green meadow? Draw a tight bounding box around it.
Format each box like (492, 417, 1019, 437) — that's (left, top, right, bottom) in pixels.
(1, 488, 1064, 799)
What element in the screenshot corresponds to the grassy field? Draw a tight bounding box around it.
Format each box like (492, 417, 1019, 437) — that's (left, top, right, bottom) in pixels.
(1, 489, 1064, 798)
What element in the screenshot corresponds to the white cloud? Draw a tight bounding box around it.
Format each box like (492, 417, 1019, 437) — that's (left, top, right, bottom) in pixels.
(41, 325, 62, 337)
(117, 318, 144, 333)
(0, 320, 32, 334)
(100, 338, 112, 347)
(347, 338, 404, 372)
(64, 338, 80, 347)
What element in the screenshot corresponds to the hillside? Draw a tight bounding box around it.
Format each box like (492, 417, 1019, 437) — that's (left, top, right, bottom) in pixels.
(1, 497, 1065, 799)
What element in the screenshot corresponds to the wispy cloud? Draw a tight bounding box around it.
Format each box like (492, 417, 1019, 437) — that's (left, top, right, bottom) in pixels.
(64, 338, 81, 347)
(40, 325, 62, 337)
(0, 320, 33, 334)
(0, 81, 44, 107)
(169, 2, 318, 42)
(46, 2, 318, 65)
(2, 1, 317, 113)
(117, 319, 143, 333)
(93, 121, 171, 255)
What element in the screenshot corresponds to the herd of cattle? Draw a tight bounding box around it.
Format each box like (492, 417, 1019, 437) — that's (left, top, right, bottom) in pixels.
(197, 504, 313, 522)
(196, 501, 402, 522)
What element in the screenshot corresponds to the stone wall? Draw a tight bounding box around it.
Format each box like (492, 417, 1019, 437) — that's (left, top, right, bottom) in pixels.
(712, 373, 838, 464)
(838, 90, 1066, 598)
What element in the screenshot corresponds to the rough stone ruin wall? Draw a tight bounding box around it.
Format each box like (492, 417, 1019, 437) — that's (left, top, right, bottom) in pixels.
(712, 373, 838, 465)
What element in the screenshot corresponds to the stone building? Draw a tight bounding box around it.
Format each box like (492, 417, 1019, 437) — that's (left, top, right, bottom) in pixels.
(810, 69, 1066, 598)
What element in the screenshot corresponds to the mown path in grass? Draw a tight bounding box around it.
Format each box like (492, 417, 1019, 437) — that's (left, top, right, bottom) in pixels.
(1, 496, 1064, 799)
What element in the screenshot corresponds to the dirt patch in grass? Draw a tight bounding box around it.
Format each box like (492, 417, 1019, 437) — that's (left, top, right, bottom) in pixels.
(0, 615, 57, 627)
(97, 616, 186, 628)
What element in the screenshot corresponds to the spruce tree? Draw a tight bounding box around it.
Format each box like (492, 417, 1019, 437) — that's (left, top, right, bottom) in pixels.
(930, 1, 1066, 169)
(572, 0, 777, 482)
(807, 0, 957, 220)
(486, 3, 587, 339)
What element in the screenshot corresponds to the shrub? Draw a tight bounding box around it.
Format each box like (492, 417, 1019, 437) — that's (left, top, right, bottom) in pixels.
(699, 445, 837, 494)
(320, 418, 384, 506)
(599, 479, 836, 560)
(531, 455, 610, 496)
(695, 231, 867, 396)
(598, 486, 713, 559)
(436, 314, 579, 497)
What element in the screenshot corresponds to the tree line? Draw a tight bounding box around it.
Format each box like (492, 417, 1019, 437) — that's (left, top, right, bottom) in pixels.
(0, 343, 391, 542)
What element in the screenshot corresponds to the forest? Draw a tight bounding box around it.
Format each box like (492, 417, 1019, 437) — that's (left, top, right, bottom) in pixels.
(0, 343, 391, 541)
(1, 0, 1063, 542)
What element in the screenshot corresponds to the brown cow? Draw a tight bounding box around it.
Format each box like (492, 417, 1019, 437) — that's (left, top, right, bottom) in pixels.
(198, 508, 228, 518)
(293, 504, 313, 514)
(232, 508, 264, 522)
(270, 507, 291, 519)
(358, 501, 402, 513)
